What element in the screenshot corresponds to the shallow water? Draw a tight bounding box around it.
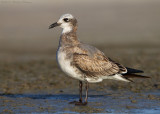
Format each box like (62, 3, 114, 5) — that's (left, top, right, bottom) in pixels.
(0, 90, 160, 113)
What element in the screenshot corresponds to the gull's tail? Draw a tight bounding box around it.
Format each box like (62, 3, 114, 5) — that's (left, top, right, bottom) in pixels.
(122, 67, 150, 82)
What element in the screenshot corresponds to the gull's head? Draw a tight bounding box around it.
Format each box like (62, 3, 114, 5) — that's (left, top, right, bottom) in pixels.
(49, 14, 77, 33)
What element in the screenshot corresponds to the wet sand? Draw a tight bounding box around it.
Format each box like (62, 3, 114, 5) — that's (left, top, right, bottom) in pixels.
(0, 46, 160, 113)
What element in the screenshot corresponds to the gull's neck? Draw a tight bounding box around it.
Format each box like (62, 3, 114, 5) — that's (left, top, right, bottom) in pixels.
(62, 26, 72, 34)
(59, 26, 79, 46)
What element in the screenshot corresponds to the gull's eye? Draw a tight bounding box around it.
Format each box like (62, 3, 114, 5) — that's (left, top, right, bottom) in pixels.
(63, 18, 69, 22)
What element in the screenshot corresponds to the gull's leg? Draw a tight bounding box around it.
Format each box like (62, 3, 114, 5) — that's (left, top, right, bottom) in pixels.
(69, 81, 83, 104)
(75, 81, 88, 106)
(83, 82, 89, 105)
(79, 81, 83, 102)
(85, 82, 89, 103)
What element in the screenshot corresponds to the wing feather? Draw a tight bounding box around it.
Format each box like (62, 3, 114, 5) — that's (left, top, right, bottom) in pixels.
(73, 53, 126, 77)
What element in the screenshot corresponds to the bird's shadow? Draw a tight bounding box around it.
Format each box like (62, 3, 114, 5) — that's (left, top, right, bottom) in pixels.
(0, 93, 105, 100)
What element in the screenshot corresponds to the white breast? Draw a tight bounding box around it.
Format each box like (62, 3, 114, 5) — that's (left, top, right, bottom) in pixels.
(57, 49, 84, 81)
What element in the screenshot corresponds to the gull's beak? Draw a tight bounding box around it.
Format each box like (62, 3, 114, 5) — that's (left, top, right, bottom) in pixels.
(49, 22, 60, 29)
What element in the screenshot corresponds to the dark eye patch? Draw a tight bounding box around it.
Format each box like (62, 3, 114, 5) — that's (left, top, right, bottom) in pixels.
(63, 18, 69, 22)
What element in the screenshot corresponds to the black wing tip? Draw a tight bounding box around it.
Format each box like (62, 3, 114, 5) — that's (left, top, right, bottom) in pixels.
(126, 67, 144, 74)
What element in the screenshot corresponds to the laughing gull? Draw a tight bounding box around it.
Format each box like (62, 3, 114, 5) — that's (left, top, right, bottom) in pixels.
(49, 14, 149, 105)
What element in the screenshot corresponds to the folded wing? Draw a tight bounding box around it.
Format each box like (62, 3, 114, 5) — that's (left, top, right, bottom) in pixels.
(73, 53, 127, 77)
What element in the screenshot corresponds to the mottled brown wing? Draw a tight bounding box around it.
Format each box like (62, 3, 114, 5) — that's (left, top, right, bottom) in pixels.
(73, 53, 126, 77)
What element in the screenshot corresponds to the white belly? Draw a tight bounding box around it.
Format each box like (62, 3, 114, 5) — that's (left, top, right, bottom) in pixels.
(57, 50, 84, 81)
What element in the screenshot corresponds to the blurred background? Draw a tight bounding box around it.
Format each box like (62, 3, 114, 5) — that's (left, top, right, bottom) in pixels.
(0, 0, 160, 53)
(0, 0, 160, 113)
